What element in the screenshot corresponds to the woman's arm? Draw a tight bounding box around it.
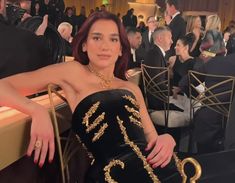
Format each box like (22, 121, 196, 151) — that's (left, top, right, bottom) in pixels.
(130, 84, 176, 168)
(0, 62, 78, 167)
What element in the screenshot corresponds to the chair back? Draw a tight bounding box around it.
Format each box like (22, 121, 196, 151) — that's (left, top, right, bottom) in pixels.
(48, 84, 91, 183)
(188, 70, 235, 122)
(141, 64, 171, 127)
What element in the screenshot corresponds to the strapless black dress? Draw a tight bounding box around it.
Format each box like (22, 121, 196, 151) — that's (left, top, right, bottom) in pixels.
(72, 89, 182, 183)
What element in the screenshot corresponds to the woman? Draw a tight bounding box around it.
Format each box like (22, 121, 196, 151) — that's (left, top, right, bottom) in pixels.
(168, 34, 196, 87)
(186, 15, 203, 57)
(0, 11, 180, 182)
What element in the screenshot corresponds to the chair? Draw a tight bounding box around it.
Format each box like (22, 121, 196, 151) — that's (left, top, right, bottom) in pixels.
(125, 67, 142, 85)
(48, 84, 91, 183)
(188, 70, 235, 151)
(141, 64, 190, 129)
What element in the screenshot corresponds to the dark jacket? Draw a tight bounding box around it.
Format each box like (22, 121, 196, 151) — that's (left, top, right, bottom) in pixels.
(0, 15, 49, 79)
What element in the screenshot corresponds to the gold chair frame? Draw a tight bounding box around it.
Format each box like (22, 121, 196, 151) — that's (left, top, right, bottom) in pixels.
(48, 84, 81, 183)
(188, 70, 235, 125)
(141, 64, 171, 128)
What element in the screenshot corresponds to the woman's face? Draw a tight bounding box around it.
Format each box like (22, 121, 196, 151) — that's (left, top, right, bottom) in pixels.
(194, 17, 202, 29)
(83, 19, 122, 69)
(175, 40, 187, 55)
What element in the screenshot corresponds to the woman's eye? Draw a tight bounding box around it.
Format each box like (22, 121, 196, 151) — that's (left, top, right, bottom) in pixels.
(111, 38, 119, 42)
(93, 36, 101, 41)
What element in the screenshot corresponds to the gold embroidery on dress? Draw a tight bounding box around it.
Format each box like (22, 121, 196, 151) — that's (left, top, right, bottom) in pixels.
(122, 95, 139, 108)
(104, 159, 125, 183)
(116, 116, 160, 183)
(129, 116, 143, 128)
(83, 101, 100, 127)
(86, 112, 105, 133)
(92, 123, 108, 142)
(124, 105, 141, 119)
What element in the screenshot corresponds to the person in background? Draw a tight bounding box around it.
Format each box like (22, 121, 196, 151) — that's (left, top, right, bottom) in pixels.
(168, 33, 196, 87)
(0, 11, 180, 182)
(57, 22, 73, 56)
(122, 8, 137, 28)
(126, 27, 142, 69)
(186, 15, 203, 57)
(136, 16, 158, 61)
(75, 5, 86, 32)
(165, 0, 186, 59)
(0, 0, 50, 79)
(143, 26, 183, 112)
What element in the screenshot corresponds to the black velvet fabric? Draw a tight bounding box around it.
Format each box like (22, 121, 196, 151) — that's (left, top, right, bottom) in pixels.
(72, 89, 181, 183)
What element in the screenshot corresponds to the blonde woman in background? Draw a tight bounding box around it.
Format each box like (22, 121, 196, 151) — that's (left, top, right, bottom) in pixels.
(205, 14, 221, 32)
(186, 15, 203, 57)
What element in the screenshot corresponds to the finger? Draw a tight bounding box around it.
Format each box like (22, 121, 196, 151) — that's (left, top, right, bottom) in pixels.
(27, 135, 36, 156)
(147, 140, 163, 161)
(145, 139, 156, 151)
(34, 139, 42, 164)
(160, 155, 172, 168)
(152, 151, 169, 168)
(48, 137, 55, 163)
(38, 139, 49, 167)
(148, 146, 167, 165)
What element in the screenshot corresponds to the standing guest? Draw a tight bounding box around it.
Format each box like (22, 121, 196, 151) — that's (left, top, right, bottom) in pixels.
(62, 7, 76, 36)
(75, 6, 87, 33)
(186, 15, 203, 57)
(40, 0, 56, 25)
(122, 8, 137, 28)
(165, 0, 186, 59)
(0, 11, 181, 182)
(31, 1, 41, 16)
(100, 4, 106, 12)
(137, 16, 157, 60)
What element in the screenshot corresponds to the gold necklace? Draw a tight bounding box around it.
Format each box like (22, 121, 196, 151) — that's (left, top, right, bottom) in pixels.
(87, 65, 114, 89)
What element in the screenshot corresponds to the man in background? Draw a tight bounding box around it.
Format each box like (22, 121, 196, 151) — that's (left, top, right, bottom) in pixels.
(165, 0, 186, 59)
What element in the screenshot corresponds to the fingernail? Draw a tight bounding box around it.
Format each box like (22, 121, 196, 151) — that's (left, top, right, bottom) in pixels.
(49, 159, 53, 164)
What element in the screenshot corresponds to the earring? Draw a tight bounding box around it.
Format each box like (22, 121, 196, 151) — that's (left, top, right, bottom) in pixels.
(82, 44, 86, 52)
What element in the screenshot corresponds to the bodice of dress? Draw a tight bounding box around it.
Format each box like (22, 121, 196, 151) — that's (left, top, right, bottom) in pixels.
(72, 89, 147, 163)
(71, 89, 181, 183)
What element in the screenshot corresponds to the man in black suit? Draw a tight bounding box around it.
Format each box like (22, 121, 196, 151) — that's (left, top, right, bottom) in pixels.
(165, 0, 186, 59)
(143, 26, 174, 110)
(126, 27, 142, 69)
(122, 8, 137, 28)
(0, 1, 50, 79)
(136, 16, 157, 61)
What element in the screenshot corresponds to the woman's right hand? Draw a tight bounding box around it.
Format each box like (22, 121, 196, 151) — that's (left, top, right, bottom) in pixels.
(27, 106, 55, 167)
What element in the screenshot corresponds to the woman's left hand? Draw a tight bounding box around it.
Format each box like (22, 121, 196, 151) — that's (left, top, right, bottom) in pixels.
(146, 134, 175, 168)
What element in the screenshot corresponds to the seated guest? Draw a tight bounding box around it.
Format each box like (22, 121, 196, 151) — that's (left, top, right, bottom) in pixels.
(57, 22, 73, 56)
(168, 33, 196, 87)
(126, 27, 142, 69)
(143, 26, 183, 111)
